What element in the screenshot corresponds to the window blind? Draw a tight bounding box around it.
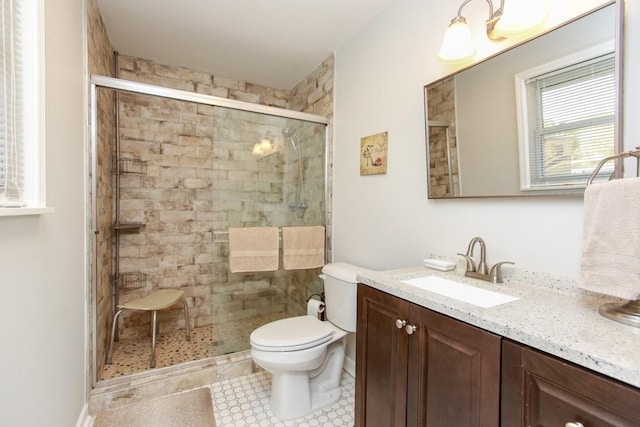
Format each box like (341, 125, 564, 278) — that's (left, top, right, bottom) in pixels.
(0, 0, 26, 207)
(525, 53, 615, 187)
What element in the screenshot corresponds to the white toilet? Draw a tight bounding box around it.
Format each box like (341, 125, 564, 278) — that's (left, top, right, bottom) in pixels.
(250, 262, 364, 420)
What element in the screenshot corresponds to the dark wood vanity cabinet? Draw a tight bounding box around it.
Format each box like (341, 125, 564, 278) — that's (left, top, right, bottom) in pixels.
(356, 284, 640, 426)
(355, 284, 409, 427)
(355, 285, 501, 427)
(501, 340, 640, 427)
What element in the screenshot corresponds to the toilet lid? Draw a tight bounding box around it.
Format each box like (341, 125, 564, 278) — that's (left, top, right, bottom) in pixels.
(250, 315, 334, 352)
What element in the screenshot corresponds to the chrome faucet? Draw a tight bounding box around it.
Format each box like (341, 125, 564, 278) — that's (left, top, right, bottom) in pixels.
(468, 237, 488, 274)
(457, 237, 513, 283)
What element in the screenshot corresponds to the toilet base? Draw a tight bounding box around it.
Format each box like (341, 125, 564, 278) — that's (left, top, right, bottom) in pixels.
(267, 340, 346, 420)
(270, 371, 313, 420)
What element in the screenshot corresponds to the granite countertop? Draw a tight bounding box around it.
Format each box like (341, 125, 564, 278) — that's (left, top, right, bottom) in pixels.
(356, 264, 640, 389)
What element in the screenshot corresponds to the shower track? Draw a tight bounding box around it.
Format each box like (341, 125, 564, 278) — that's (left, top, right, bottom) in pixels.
(90, 75, 329, 124)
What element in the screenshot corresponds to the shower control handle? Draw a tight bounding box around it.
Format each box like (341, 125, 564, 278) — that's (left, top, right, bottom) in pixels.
(395, 319, 406, 329)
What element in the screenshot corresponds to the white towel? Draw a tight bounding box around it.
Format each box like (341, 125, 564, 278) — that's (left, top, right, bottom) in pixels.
(578, 177, 640, 300)
(282, 226, 325, 270)
(228, 227, 279, 273)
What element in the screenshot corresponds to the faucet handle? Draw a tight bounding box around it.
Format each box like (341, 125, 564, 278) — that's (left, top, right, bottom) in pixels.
(489, 261, 514, 283)
(457, 253, 477, 273)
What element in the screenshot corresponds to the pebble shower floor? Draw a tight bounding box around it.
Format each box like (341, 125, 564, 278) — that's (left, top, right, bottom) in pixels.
(101, 313, 284, 380)
(211, 370, 355, 427)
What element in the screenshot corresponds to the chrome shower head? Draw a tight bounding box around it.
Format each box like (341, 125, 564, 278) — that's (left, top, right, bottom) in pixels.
(281, 128, 297, 138)
(282, 127, 300, 154)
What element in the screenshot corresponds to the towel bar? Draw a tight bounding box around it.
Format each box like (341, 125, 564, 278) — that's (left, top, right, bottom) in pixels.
(586, 146, 640, 185)
(212, 228, 283, 244)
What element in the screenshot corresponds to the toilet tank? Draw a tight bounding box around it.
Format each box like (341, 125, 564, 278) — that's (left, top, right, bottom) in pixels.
(322, 263, 367, 332)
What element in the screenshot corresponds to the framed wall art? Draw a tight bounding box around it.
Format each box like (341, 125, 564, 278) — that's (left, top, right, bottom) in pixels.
(360, 131, 388, 176)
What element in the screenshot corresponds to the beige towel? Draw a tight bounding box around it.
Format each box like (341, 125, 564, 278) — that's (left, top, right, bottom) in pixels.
(228, 227, 279, 273)
(578, 177, 640, 300)
(282, 226, 325, 270)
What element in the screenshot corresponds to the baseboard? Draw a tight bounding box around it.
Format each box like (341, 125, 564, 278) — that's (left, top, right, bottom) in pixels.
(343, 354, 356, 378)
(75, 403, 93, 427)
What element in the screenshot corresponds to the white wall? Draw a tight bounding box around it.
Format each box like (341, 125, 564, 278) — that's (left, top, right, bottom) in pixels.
(0, 1, 87, 426)
(333, 0, 638, 277)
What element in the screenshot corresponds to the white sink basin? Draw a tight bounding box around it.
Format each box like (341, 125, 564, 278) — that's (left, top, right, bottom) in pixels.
(401, 276, 519, 308)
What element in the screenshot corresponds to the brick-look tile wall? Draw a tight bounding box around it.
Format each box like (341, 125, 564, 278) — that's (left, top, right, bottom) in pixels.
(427, 77, 460, 197)
(117, 55, 290, 108)
(109, 55, 334, 340)
(87, 0, 115, 377)
(287, 54, 335, 314)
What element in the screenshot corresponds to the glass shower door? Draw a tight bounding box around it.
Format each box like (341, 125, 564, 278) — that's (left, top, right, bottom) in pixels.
(208, 108, 327, 357)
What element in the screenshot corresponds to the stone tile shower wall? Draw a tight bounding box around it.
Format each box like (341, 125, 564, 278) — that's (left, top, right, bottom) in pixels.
(111, 56, 333, 342)
(427, 77, 460, 197)
(116, 94, 217, 338)
(87, 0, 115, 377)
(287, 55, 335, 315)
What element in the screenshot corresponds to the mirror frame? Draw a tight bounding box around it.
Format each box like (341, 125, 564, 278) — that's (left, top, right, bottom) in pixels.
(424, 0, 623, 199)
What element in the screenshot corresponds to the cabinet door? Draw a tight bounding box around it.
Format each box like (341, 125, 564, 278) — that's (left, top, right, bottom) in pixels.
(356, 285, 410, 427)
(407, 304, 501, 427)
(502, 340, 640, 427)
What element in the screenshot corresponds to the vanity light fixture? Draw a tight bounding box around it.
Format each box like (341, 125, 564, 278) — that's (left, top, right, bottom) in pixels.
(253, 132, 274, 156)
(438, 0, 548, 63)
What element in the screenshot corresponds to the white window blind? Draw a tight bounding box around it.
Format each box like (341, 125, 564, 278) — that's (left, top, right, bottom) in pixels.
(524, 53, 615, 188)
(0, 0, 41, 209)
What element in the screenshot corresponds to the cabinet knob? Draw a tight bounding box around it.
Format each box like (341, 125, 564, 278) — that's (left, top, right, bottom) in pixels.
(395, 319, 407, 329)
(565, 422, 585, 427)
(405, 324, 417, 335)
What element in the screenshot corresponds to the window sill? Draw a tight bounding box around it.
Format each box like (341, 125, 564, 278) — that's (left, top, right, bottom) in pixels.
(0, 207, 55, 217)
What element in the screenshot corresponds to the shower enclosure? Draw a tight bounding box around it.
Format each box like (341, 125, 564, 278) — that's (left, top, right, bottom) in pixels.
(89, 76, 329, 383)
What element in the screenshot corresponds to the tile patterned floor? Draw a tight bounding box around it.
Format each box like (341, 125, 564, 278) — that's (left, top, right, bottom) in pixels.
(101, 313, 285, 380)
(211, 370, 355, 427)
(98, 314, 356, 426)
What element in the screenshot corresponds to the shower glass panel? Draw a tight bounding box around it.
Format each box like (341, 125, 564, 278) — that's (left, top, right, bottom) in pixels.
(93, 84, 327, 382)
(208, 109, 326, 357)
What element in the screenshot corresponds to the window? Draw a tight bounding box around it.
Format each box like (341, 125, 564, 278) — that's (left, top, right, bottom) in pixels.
(0, 0, 45, 212)
(516, 43, 615, 190)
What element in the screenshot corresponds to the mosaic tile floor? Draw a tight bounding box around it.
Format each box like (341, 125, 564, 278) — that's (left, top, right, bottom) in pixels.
(100, 313, 285, 380)
(211, 370, 355, 427)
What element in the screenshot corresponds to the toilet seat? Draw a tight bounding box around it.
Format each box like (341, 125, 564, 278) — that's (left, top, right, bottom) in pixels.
(250, 315, 334, 352)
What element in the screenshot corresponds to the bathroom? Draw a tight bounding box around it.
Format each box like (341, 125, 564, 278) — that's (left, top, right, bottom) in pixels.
(2, 0, 640, 426)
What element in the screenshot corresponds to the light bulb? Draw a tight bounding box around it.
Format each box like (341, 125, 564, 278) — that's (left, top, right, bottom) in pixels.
(252, 143, 263, 155)
(254, 132, 273, 156)
(438, 17, 476, 63)
(493, 0, 548, 38)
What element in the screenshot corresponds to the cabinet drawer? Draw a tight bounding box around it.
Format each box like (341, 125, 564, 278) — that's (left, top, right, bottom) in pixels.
(502, 340, 640, 427)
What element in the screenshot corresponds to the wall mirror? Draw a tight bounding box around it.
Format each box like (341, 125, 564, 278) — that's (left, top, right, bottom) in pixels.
(424, 1, 621, 198)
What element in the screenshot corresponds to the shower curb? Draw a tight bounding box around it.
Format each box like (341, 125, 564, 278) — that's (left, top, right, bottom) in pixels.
(88, 350, 259, 415)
